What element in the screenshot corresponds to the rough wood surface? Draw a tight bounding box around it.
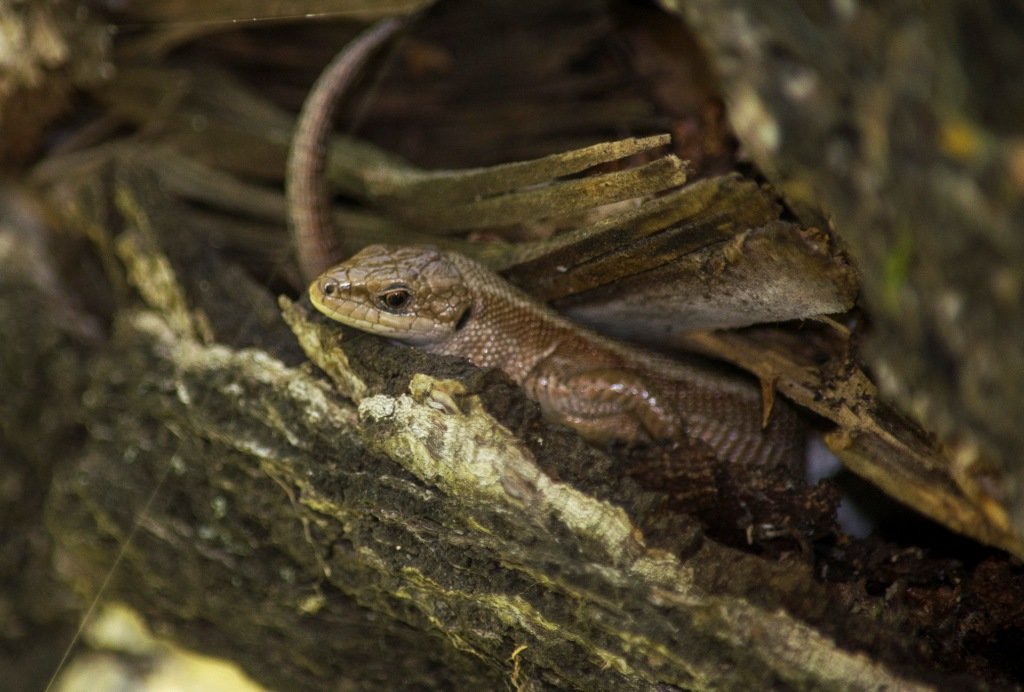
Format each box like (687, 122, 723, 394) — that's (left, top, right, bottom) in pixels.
(661, 0, 1024, 533)
(0, 0, 110, 166)
(35, 166, 933, 690)
(4, 1, 1024, 689)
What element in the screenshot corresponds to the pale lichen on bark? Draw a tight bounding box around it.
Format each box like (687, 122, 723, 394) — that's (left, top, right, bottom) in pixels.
(9, 2, 1023, 687)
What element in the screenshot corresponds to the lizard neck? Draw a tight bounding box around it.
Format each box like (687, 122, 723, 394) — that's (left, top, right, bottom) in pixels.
(425, 253, 567, 383)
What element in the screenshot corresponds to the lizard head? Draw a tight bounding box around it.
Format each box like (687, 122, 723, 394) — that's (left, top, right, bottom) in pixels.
(309, 244, 473, 346)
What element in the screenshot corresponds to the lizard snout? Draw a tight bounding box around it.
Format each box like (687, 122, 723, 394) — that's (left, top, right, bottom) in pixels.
(319, 277, 350, 299)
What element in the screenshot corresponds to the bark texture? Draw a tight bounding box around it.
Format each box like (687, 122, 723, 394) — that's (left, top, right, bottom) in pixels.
(3, 0, 1024, 689)
(28, 168, 943, 689)
(662, 0, 1024, 531)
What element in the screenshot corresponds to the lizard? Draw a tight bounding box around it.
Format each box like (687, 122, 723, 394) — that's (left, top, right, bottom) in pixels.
(287, 19, 804, 468)
(307, 244, 804, 466)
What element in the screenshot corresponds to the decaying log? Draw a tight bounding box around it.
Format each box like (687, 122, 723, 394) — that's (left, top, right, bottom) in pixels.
(661, 0, 1024, 533)
(0, 0, 110, 167)
(37, 168, 938, 689)
(4, 1, 1024, 689)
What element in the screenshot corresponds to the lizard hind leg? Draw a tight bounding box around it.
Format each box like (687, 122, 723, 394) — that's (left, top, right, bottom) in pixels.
(532, 368, 682, 446)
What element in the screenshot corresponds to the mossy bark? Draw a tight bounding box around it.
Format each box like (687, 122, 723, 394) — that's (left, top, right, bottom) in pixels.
(32, 168, 933, 690)
(661, 0, 1024, 534)
(4, 1, 1023, 689)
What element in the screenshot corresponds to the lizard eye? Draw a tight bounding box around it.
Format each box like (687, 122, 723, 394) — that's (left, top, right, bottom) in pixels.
(321, 279, 339, 297)
(379, 287, 412, 312)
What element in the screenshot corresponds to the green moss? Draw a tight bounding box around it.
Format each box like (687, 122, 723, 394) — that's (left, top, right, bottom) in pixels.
(881, 226, 914, 314)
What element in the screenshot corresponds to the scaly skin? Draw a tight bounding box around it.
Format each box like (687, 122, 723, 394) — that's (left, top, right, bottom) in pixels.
(289, 21, 803, 467)
(310, 245, 804, 467)
(286, 18, 406, 282)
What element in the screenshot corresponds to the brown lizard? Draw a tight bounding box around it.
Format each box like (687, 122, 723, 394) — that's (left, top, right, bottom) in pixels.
(308, 244, 803, 465)
(288, 20, 804, 467)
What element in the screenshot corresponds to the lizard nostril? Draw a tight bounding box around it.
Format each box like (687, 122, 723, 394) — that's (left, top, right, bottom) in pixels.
(322, 279, 338, 297)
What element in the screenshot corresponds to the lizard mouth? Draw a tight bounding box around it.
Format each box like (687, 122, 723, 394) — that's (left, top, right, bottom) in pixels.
(308, 278, 410, 338)
(309, 280, 361, 325)
(309, 278, 356, 320)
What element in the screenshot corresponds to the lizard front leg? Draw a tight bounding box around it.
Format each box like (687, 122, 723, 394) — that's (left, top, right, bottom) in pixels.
(527, 366, 681, 446)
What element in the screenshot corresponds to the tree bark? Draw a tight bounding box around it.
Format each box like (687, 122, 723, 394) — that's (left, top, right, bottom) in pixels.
(4, 1, 1024, 689)
(34, 166, 932, 689)
(662, 0, 1024, 532)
